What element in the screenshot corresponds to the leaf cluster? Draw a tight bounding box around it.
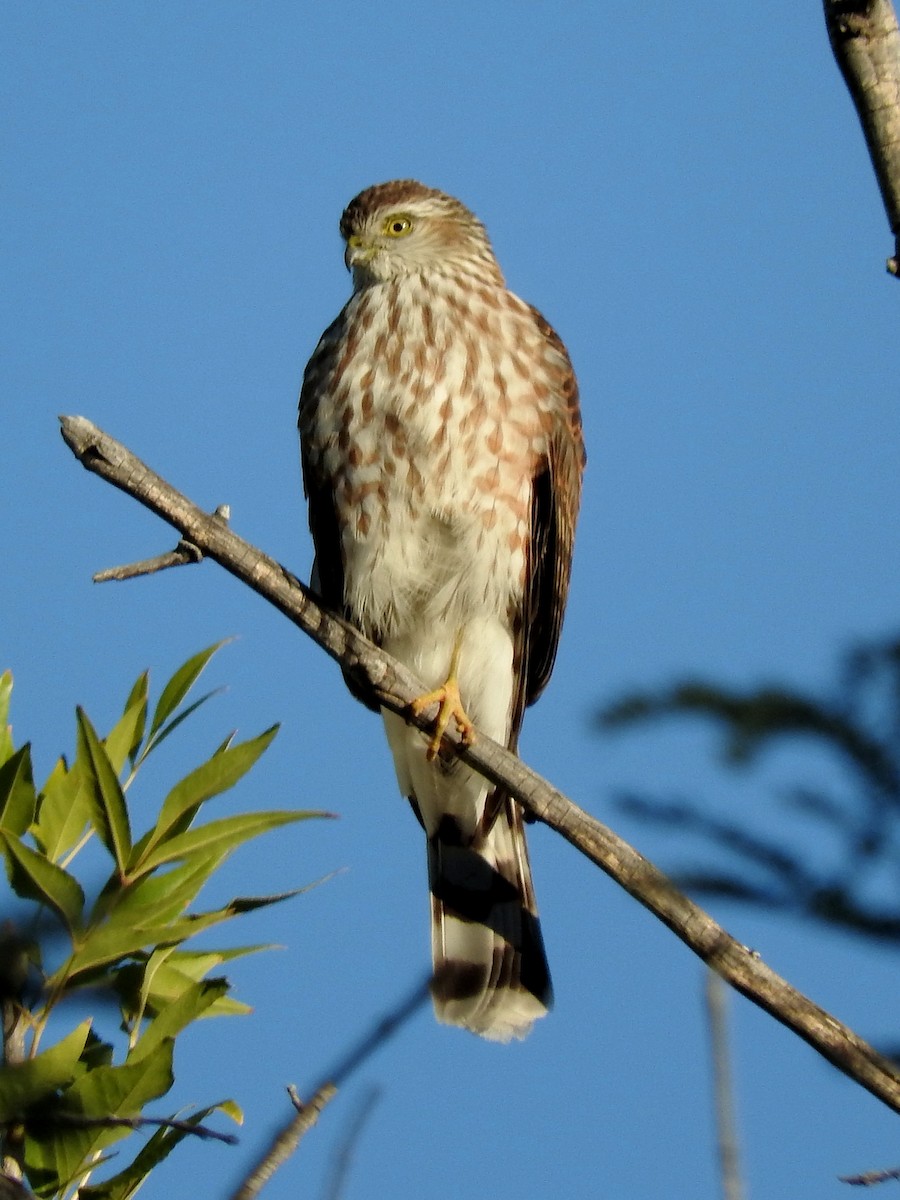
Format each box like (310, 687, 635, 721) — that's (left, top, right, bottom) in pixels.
(0, 645, 320, 1199)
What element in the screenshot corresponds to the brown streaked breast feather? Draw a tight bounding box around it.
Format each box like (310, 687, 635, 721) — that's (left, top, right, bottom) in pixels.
(299, 314, 382, 713)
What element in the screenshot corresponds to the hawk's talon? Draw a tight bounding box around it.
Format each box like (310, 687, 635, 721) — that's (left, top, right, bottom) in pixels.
(409, 679, 477, 761)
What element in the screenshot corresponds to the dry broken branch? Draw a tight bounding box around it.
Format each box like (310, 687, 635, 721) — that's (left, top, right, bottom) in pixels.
(59, 414, 900, 1119)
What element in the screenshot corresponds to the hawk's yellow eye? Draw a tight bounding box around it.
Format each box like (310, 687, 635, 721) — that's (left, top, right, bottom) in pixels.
(383, 214, 413, 237)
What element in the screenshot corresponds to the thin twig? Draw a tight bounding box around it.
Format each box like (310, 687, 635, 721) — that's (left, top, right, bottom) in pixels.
(59, 415, 900, 1117)
(92, 505, 230, 581)
(705, 969, 745, 1200)
(93, 540, 202, 582)
(46, 1111, 237, 1144)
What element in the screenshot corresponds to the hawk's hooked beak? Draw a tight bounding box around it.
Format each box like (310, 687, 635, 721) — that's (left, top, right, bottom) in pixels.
(344, 234, 372, 272)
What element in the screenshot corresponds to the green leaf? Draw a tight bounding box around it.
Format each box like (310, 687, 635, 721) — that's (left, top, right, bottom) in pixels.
(29, 1151, 118, 1199)
(131, 945, 183, 1033)
(135, 809, 312, 873)
(218, 1097, 243, 1123)
(132, 725, 279, 868)
(143, 690, 222, 759)
(225, 888, 311, 913)
(61, 894, 274, 986)
(213, 730, 237, 755)
(0, 1021, 91, 1123)
(67, 1038, 175, 1114)
(0, 670, 14, 766)
(112, 946, 176, 1029)
(129, 979, 228, 1062)
(148, 642, 228, 739)
(152, 945, 272, 986)
(106, 851, 227, 927)
(33, 756, 91, 863)
(0, 831, 85, 933)
(26, 1041, 175, 1192)
(113, 946, 268, 1020)
(60, 923, 179, 986)
(0, 744, 36, 835)
(81, 1028, 115, 1071)
(197, 993, 252, 1018)
(74, 890, 299, 981)
(77, 708, 131, 873)
(124, 671, 149, 766)
(103, 679, 148, 775)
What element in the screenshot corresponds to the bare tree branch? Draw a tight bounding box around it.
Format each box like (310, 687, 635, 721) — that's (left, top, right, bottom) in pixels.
(823, 0, 900, 275)
(59, 415, 900, 1118)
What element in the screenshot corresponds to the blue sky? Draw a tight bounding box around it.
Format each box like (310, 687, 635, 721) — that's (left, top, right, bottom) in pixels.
(4, 4, 900, 1197)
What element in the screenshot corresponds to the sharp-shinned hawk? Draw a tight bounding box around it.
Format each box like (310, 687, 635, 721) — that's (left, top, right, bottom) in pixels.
(299, 180, 584, 1041)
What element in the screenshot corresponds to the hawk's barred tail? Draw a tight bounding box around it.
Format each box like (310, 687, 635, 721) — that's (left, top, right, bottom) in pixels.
(427, 799, 552, 1042)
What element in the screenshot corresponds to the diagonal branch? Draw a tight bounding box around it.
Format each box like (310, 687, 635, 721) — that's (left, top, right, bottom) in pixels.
(823, 0, 900, 275)
(59, 415, 900, 1117)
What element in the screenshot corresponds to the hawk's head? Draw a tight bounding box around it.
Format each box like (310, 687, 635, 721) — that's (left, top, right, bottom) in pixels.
(339, 180, 504, 290)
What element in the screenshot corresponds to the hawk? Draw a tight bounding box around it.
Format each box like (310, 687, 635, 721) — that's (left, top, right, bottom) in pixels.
(299, 180, 584, 1041)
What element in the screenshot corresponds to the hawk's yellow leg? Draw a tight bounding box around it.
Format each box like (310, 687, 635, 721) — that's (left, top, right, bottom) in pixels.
(409, 638, 476, 762)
